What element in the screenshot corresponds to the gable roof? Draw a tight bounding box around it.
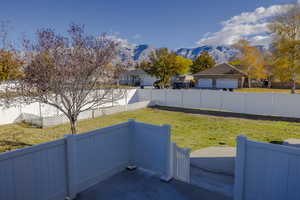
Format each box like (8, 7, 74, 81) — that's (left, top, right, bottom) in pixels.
(194, 63, 246, 76)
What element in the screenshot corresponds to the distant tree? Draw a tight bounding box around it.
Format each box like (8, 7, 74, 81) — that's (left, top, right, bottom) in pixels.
(0, 20, 23, 106)
(232, 39, 265, 88)
(268, 3, 300, 93)
(190, 51, 215, 74)
(0, 50, 23, 82)
(262, 52, 275, 88)
(16, 24, 124, 134)
(140, 48, 191, 88)
(175, 56, 193, 75)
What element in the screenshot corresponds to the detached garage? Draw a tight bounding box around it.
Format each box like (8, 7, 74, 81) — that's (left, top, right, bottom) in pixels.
(197, 78, 212, 88)
(194, 63, 246, 89)
(216, 79, 238, 89)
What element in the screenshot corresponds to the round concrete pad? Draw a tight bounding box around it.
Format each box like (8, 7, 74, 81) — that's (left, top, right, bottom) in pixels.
(190, 147, 236, 176)
(283, 138, 300, 148)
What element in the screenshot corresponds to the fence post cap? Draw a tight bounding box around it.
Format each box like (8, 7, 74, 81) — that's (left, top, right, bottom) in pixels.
(162, 124, 171, 128)
(64, 134, 72, 137)
(237, 135, 247, 141)
(64, 134, 75, 138)
(128, 119, 135, 122)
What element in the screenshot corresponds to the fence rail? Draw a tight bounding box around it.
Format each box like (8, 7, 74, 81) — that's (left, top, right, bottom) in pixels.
(137, 89, 300, 119)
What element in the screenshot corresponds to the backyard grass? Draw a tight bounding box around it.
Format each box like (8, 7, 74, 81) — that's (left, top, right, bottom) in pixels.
(1, 108, 300, 153)
(235, 88, 300, 94)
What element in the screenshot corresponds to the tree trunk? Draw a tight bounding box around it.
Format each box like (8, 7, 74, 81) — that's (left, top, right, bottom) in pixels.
(248, 77, 251, 88)
(291, 79, 296, 94)
(267, 78, 272, 88)
(70, 118, 77, 134)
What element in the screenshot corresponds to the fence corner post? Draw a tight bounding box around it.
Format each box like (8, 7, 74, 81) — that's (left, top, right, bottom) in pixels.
(128, 118, 135, 124)
(234, 135, 247, 200)
(128, 119, 135, 165)
(160, 124, 173, 182)
(65, 134, 77, 199)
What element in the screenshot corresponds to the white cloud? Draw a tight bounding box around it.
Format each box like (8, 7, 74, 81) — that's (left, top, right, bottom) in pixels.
(106, 35, 134, 48)
(197, 4, 293, 46)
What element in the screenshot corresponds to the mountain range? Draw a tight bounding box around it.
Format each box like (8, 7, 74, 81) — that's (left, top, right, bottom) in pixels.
(118, 43, 267, 64)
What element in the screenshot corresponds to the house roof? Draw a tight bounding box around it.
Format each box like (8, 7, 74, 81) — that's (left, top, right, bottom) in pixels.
(193, 63, 246, 76)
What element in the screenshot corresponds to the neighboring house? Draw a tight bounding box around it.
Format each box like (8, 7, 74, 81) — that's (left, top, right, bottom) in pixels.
(193, 63, 246, 89)
(119, 68, 157, 87)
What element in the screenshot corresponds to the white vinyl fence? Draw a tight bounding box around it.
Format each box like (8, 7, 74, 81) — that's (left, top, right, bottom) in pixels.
(0, 120, 183, 200)
(234, 136, 300, 200)
(171, 143, 190, 183)
(31, 101, 152, 128)
(137, 89, 300, 118)
(0, 89, 139, 126)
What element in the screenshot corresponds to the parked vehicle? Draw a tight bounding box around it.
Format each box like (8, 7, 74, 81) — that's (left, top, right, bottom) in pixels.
(172, 75, 195, 89)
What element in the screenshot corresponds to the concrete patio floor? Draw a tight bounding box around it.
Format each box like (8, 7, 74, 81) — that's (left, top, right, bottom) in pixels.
(190, 147, 236, 176)
(77, 169, 232, 200)
(190, 147, 236, 197)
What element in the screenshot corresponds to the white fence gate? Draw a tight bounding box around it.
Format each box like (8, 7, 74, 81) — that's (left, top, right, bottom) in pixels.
(171, 143, 190, 183)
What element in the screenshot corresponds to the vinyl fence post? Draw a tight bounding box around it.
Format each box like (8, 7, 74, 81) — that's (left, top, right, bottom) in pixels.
(39, 103, 43, 127)
(164, 89, 167, 106)
(234, 135, 247, 200)
(125, 89, 128, 111)
(125, 89, 128, 105)
(220, 91, 223, 110)
(271, 92, 275, 116)
(243, 93, 247, 113)
(112, 89, 114, 107)
(160, 124, 172, 182)
(65, 134, 77, 199)
(199, 90, 202, 108)
(128, 119, 135, 166)
(170, 142, 175, 178)
(181, 90, 184, 107)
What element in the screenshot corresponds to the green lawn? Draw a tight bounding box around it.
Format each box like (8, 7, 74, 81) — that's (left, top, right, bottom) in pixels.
(235, 88, 300, 94)
(1, 108, 300, 153)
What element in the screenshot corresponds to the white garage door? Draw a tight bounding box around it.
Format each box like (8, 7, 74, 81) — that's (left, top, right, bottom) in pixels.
(216, 79, 238, 89)
(142, 76, 157, 86)
(197, 79, 212, 88)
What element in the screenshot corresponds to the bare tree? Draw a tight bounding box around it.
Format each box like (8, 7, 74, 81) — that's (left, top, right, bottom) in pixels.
(17, 24, 124, 134)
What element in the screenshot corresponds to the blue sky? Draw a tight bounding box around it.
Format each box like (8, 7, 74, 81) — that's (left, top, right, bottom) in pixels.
(0, 0, 296, 49)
